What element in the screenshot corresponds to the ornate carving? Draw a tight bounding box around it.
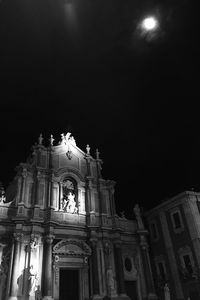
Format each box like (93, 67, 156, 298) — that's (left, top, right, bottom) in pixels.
(22, 168, 27, 178)
(0, 242, 12, 299)
(13, 232, 23, 242)
(53, 239, 91, 257)
(53, 265, 59, 284)
(30, 235, 39, 250)
(0, 183, 6, 204)
(62, 179, 78, 213)
(59, 132, 76, 147)
(44, 235, 54, 245)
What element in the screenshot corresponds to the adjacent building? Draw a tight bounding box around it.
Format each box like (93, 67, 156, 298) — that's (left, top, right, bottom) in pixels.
(0, 132, 156, 300)
(146, 191, 200, 300)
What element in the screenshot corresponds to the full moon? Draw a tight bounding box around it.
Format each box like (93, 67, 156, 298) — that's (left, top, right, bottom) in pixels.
(141, 17, 158, 31)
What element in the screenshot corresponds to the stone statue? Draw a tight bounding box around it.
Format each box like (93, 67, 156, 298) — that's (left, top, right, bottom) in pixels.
(96, 149, 100, 159)
(30, 237, 38, 250)
(63, 192, 77, 213)
(134, 204, 144, 229)
(49, 134, 55, 146)
(69, 136, 76, 146)
(29, 265, 38, 295)
(66, 132, 71, 141)
(164, 283, 170, 300)
(60, 133, 65, 144)
(38, 134, 43, 145)
(86, 144, 90, 155)
(107, 268, 115, 294)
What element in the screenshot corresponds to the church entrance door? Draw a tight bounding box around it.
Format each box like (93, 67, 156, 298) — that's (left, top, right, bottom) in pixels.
(125, 280, 137, 300)
(59, 269, 79, 300)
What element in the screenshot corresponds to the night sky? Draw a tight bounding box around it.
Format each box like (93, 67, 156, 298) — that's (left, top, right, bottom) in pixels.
(0, 0, 199, 217)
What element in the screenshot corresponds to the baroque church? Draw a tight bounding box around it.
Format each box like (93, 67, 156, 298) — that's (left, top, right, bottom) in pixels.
(0, 132, 156, 300)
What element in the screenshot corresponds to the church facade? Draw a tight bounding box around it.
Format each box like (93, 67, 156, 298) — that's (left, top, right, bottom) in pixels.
(0, 133, 156, 300)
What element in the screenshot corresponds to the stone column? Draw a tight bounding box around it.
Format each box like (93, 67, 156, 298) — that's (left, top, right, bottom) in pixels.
(42, 235, 54, 300)
(9, 233, 23, 300)
(35, 171, 41, 206)
(17, 169, 27, 215)
(50, 181, 54, 208)
(90, 240, 100, 298)
(114, 243, 126, 296)
(34, 171, 42, 218)
(139, 232, 157, 299)
(59, 182, 63, 210)
(20, 169, 27, 204)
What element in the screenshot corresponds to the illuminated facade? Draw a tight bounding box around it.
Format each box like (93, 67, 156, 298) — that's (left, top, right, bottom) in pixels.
(0, 133, 156, 300)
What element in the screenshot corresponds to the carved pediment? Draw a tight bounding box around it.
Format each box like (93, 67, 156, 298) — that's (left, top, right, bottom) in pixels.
(53, 239, 91, 257)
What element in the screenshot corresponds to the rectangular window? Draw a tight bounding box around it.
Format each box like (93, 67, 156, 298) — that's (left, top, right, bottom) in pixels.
(172, 212, 181, 229)
(183, 255, 193, 274)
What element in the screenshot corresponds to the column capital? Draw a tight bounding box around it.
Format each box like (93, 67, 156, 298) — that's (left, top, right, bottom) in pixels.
(103, 240, 112, 255)
(44, 234, 55, 245)
(90, 238, 98, 248)
(13, 232, 23, 242)
(21, 168, 27, 179)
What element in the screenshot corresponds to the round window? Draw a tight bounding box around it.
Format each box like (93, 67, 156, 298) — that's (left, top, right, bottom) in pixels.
(124, 257, 132, 272)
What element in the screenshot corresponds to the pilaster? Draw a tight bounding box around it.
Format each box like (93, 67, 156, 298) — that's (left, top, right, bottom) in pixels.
(138, 230, 157, 300)
(159, 211, 184, 299)
(42, 234, 54, 300)
(90, 239, 101, 298)
(8, 233, 23, 300)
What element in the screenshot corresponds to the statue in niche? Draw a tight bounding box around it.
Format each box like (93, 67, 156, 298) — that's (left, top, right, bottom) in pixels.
(164, 283, 171, 300)
(107, 268, 116, 295)
(63, 192, 77, 213)
(28, 265, 38, 295)
(62, 179, 78, 213)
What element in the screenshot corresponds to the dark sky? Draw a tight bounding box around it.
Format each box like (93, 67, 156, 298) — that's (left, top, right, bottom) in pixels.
(0, 0, 199, 217)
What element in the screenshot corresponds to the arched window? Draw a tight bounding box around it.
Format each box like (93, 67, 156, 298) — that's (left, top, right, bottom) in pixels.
(62, 178, 78, 213)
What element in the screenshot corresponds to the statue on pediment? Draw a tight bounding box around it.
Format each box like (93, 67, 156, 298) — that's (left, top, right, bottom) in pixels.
(59, 132, 76, 146)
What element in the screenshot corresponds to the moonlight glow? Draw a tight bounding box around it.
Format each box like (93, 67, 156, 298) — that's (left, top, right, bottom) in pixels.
(142, 17, 158, 31)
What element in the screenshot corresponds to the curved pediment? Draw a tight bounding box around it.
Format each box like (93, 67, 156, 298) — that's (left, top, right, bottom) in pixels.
(53, 239, 91, 256)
